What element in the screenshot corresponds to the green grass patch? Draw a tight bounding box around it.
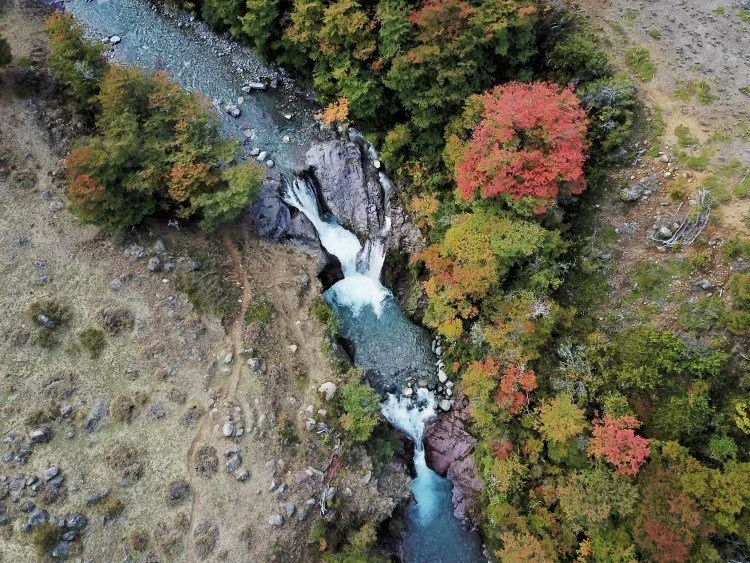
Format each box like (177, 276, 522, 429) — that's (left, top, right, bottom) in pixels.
(245, 294, 274, 324)
(623, 8, 639, 26)
(647, 28, 662, 40)
(677, 296, 725, 334)
(738, 122, 750, 140)
(739, 8, 750, 22)
(675, 125, 698, 147)
(631, 262, 671, 298)
(675, 147, 714, 171)
(714, 6, 725, 15)
(312, 298, 341, 338)
(28, 299, 71, 348)
(30, 523, 61, 556)
(721, 236, 750, 259)
(79, 327, 106, 359)
(625, 47, 656, 81)
(694, 81, 717, 104)
(174, 262, 240, 320)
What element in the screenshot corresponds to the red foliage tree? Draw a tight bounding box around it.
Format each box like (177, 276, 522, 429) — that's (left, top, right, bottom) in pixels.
(495, 364, 537, 415)
(589, 415, 650, 476)
(456, 81, 588, 214)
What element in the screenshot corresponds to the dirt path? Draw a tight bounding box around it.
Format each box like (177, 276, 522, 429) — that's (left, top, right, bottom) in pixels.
(185, 231, 252, 562)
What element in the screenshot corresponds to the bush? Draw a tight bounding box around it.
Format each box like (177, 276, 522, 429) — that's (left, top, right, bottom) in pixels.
(339, 373, 381, 442)
(546, 33, 610, 82)
(79, 327, 106, 358)
(28, 300, 71, 348)
(174, 262, 240, 321)
(30, 523, 61, 556)
(578, 72, 637, 153)
(45, 12, 106, 104)
(676, 296, 725, 334)
(0, 33, 11, 67)
(625, 47, 656, 81)
(312, 298, 341, 338)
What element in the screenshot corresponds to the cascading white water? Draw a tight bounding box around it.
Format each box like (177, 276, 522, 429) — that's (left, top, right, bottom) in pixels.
(381, 388, 436, 448)
(284, 178, 389, 316)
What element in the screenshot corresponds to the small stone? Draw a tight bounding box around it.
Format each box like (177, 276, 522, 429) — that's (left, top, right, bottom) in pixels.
(269, 514, 283, 526)
(282, 135, 290, 143)
(249, 147, 260, 157)
(373, 159, 381, 169)
(222, 422, 235, 438)
(48, 200, 64, 212)
(247, 358, 261, 372)
(439, 399, 451, 412)
(66, 513, 87, 530)
(694, 279, 713, 290)
(29, 426, 52, 444)
(660, 154, 669, 163)
(153, 239, 167, 252)
(223, 353, 233, 364)
(85, 492, 102, 506)
(435, 346, 442, 356)
(305, 418, 316, 431)
(242, 82, 267, 92)
(284, 501, 296, 518)
(226, 455, 242, 473)
(224, 103, 241, 118)
(318, 382, 337, 401)
(657, 226, 673, 240)
(44, 467, 60, 481)
(288, 344, 297, 353)
(235, 467, 250, 481)
(147, 257, 161, 272)
(283, 113, 292, 120)
(186, 260, 202, 271)
(437, 369, 447, 383)
(402, 387, 413, 398)
(52, 542, 69, 558)
(256, 151, 268, 161)
(109, 35, 121, 44)
(109, 280, 123, 291)
(28, 509, 48, 526)
(266, 160, 275, 168)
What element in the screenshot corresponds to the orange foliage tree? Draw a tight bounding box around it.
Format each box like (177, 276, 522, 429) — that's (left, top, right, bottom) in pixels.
(589, 415, 650, 476)
(453, 81, 588, 215)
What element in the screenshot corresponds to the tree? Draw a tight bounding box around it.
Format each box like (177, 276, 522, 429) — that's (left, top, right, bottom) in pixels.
(537, 394, 587, 443)
(339, 380, 381, 442)
(45, 12, 107, 105)
(66, 65, 261, 231)
(589, 415, 650, 476)
(240, 0, 282, 58)
(0, 33, 11, 67)
(496, 531, 555, 562)
(417, 209, 564, 340)
(453, 82, 588, 215)
(202, 0, 245, 34)
(557, 467, 637, 532)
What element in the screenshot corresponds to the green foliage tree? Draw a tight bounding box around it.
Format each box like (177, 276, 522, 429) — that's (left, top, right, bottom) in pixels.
(45, 12, 107, 105)
(537, 394, 587, 443)
(339, 376, 381, 442)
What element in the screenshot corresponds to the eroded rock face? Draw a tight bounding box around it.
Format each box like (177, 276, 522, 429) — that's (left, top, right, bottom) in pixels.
(305, 140, 385, 236)
(423, 395, 483, 525)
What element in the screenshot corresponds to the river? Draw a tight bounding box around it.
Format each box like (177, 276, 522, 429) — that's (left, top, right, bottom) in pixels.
(56, 0, 485, 559)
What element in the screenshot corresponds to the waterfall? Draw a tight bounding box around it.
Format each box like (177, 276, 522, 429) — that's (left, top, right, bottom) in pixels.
(284, 177, 389, 316)
(381, 388, 436, 449)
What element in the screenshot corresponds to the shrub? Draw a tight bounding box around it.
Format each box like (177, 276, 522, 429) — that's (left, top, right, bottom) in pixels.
(578, 72, 637, 153)
(339, 375, 381, 442)
(28, 300, 71, 348)
(0, 33, 11, 67)
(30, 523, 61, 556)
(245, 294, 274, 324)
(45, 12, 107, 104)
(546, 33, 610, 82)
(174, 262, 240, 320)
(625, 47, 656, 82)
(677, 296, 724, 334)
(312, 298, 341, 338)
(79, 327, 106, 358)
(630, 262, 670, 298)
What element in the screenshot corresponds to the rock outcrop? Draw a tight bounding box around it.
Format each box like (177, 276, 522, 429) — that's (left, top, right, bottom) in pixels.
(423, 395, 483, 525)
(305, 140, 386, 236)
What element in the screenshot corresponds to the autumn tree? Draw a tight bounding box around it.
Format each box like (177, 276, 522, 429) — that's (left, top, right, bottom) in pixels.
(557, 467, 637, 533)
(45, 12, 107, 105)
(384, 0, 537, 130)
(416, 209, 564, 340)
(537, 394, 587, 443)
(66, 65, 263, 230)
(589, 415, 650, 476)
(449, 82, 588, 215)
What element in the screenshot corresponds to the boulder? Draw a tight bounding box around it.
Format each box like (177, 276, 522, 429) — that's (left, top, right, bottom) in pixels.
(29, 426, 52, 444)
(305, 140, 385, 236)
